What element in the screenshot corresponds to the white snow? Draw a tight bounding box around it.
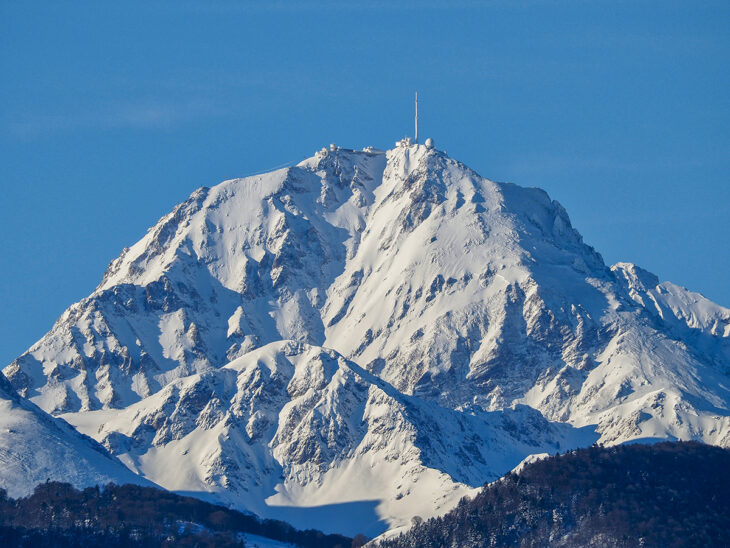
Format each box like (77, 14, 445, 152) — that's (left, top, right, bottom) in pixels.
(0, 373, 151, 498)
(61, 340, 591, 537)
(242, 534, 296, 548)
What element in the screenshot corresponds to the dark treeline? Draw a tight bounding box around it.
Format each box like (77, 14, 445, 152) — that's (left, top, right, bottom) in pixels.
(0, 482, 356, 548)
(377, 441, 730, 548)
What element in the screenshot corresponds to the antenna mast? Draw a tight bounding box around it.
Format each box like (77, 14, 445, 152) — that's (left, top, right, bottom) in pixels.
(414, 92, 419, 144)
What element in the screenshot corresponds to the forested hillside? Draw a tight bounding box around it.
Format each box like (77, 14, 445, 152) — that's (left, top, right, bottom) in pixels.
(377, 442, 730, 548)
(0, 482, 355, 548)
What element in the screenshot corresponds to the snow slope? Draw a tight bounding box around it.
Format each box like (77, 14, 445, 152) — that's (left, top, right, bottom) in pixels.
(0, 372, 151, 498)
(5, 142, 730, 534)
(62, 340, 595, 536)
(242, 534, 296, 548)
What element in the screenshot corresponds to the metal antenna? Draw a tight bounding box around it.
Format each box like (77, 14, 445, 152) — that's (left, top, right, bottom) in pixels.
(414, 92, 419, 144)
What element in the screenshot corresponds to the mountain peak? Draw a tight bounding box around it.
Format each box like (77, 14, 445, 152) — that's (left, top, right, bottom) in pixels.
(4, 144, 729, 535)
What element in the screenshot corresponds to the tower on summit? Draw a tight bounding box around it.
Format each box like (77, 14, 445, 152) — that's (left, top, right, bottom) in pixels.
(395, 93, 433, 149)
(414, 92, 419, 144)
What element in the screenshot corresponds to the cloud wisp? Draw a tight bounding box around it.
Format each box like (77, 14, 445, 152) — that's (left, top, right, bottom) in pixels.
(5, 97, 231, 140)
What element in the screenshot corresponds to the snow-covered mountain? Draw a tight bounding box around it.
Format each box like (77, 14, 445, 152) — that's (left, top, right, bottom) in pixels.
(0, 372, 152, 498)
(4, 142, 729, 535)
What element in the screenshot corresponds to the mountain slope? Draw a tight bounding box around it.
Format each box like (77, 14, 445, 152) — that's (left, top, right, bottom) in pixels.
(375, 441, 730, 548)
(0, 372, 151, 498)
(62, 340, 595, 536)
(4, 142, 729, 534)
(5, 149, 386, 414)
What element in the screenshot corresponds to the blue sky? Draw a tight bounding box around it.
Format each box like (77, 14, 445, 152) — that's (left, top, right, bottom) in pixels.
(1, 1, 728, 366)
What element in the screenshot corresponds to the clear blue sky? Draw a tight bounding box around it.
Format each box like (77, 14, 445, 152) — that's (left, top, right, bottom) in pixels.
(1, 1, 728, 366)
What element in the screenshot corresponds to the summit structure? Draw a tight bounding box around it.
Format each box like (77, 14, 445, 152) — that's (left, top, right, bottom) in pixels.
(414, 92, 419, 143)
(3, 143, 729, 537)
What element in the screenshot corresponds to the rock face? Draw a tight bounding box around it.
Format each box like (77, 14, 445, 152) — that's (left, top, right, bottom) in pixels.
(5, 144, 730, 535)
(0, 372, 152, 498)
